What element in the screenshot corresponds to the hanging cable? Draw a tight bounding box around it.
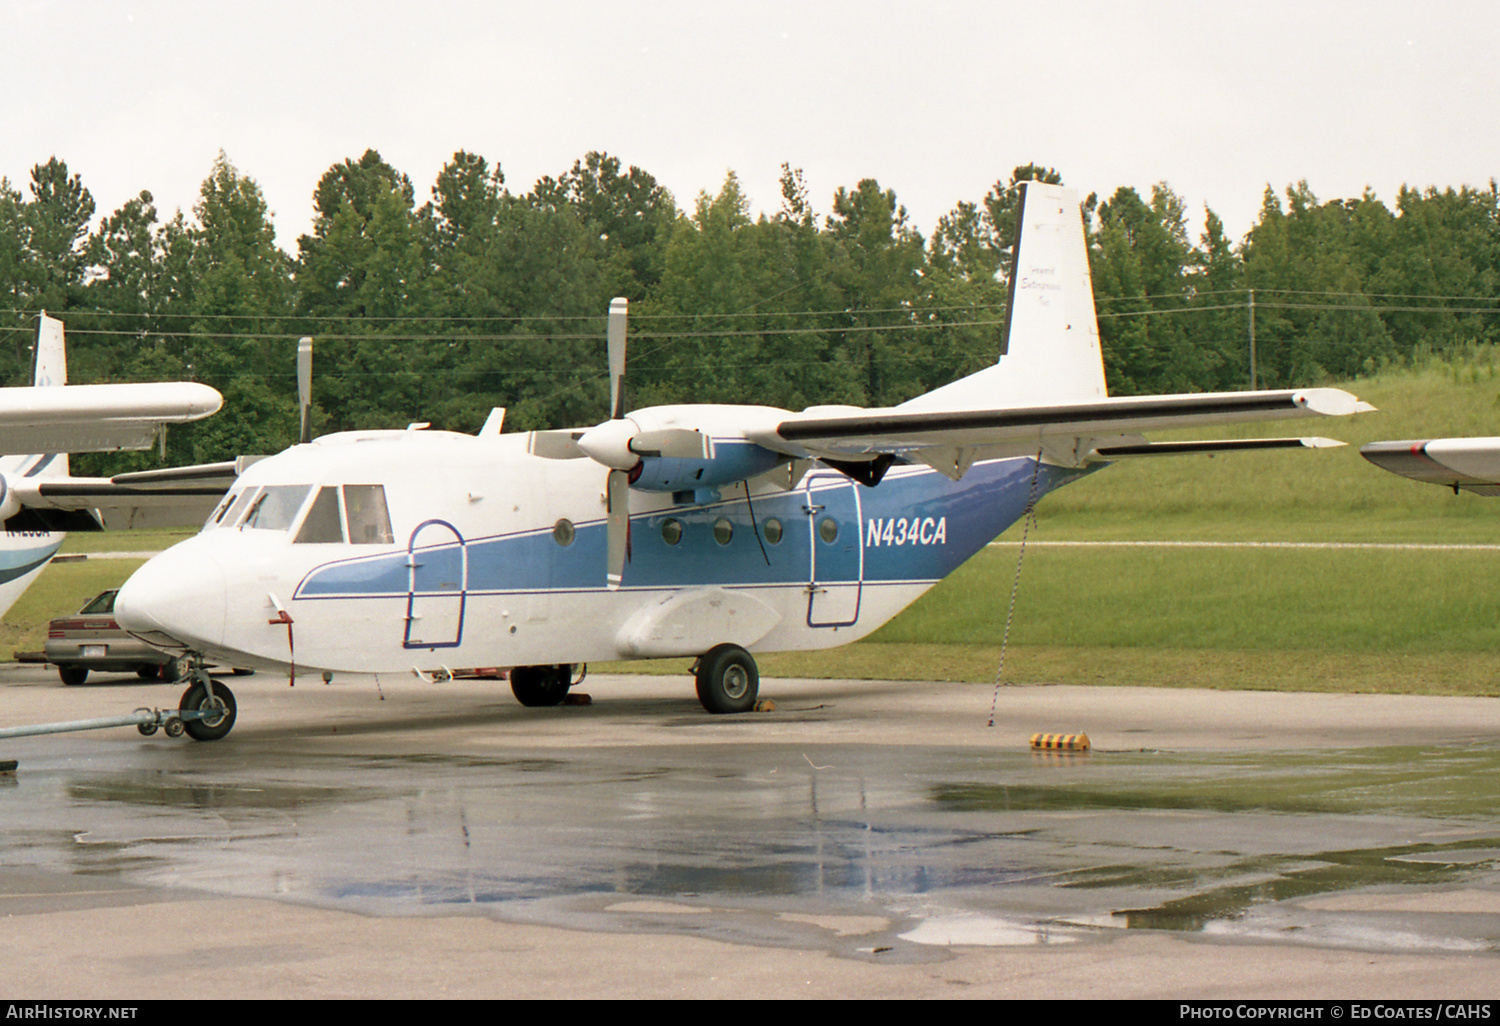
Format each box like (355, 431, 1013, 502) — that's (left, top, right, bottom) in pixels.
(988, 447, 1044, 728)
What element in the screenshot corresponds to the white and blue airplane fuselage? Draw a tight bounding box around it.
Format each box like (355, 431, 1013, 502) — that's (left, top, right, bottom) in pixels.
(118, 421, 1090, 675)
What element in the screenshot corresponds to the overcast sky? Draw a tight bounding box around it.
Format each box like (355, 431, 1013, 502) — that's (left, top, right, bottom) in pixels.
(5, 0, 1497, 254)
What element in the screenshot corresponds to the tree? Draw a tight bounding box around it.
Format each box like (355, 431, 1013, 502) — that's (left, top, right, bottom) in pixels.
(824, 178, 927, 405)
(1242, 183, 1396, 385)
(1090, 183, 1220, 394)
(532, 152, 677, 298)
(1374, 184, 1500, 359)
(19, 158, 95, 313)
(296, 150, 435, 432)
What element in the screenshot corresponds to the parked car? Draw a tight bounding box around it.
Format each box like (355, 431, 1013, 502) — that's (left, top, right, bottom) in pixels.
(45, 589, 177, 685)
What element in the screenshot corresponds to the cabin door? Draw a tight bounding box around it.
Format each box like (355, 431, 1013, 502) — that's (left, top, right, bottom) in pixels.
(404, 519, 466, 649)
(804, 474, 862, 628)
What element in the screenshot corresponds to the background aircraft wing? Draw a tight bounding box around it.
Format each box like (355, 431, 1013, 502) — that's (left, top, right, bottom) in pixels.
(5, 457, 264, 531)
(1360, 438, 1500, 495)
(0, 381, 223, 454)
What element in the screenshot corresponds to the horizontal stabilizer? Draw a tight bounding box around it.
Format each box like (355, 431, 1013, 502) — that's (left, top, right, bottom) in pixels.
(1361, 438, 1500, 495)
(1093, 437, 1345, 458)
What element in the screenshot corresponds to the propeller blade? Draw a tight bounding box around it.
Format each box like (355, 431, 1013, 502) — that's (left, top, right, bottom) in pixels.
(297, 337, 313, 444)
(629, 428, 712, 460)
(528, 429, 587, 460)
(606, 467, 630, 590)
(608, 297, 628, 421)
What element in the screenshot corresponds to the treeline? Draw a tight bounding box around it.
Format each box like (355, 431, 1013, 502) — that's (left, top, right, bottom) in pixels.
(1, 150, 1497, 472)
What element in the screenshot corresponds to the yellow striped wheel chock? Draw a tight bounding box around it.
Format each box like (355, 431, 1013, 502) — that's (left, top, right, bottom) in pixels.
(1029, 732, 1090, 752)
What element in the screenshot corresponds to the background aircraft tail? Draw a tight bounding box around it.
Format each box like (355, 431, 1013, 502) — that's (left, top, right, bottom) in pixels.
(899, 181, 1108, 412)
(0, 313, 71, 482)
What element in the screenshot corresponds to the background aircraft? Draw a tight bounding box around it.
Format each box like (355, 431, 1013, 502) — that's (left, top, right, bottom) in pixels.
(1361, 438, 1500, 494)
(112, 182, 1374, 741)
(0, 314, 225, 618)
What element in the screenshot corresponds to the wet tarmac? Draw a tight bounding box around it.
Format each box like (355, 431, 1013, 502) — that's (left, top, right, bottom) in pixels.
(0, 665, 1497, 997)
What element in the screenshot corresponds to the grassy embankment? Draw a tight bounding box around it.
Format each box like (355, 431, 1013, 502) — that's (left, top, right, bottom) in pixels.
(11, 354, 1500, 696)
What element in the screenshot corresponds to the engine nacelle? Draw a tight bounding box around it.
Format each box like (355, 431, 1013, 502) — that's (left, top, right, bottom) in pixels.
(631, 441, 784, 494)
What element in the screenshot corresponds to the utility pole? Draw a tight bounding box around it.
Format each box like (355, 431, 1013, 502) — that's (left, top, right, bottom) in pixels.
(1247, 288, 1257, 390)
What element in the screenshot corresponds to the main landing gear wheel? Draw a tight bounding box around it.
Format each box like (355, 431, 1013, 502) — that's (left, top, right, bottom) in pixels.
(510, 664, 573, 707)
(694, 644, 759, 715)
(179, 679, 237, 742)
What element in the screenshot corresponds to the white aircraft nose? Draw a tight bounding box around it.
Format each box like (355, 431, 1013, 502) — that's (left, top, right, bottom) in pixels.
(114, 543, 227, 651)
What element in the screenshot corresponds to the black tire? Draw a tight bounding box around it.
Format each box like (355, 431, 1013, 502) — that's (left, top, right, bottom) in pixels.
(510, 664, 572, 707)
(137, 664, 168, 681)
(694, 644, 759, 714)
(179, 679, 236, 742)
(58, 665, 88, 686)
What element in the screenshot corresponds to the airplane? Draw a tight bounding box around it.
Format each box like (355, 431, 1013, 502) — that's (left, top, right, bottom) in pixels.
(110, 181, 1375, 741)
(0, 314, 226, 619)
(1360, 438, 1500, 494)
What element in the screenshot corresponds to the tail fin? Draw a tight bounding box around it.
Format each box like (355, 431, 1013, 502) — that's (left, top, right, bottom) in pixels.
(0, 313, 71, 480)
(900, 181, 1107, 411)
(32, 312, 67, 388)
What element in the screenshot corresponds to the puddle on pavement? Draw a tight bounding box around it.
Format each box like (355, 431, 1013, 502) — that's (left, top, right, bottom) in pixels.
(1, 741, 1497, 956)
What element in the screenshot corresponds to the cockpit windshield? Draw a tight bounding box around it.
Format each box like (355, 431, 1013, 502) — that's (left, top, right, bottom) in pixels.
(240, 485, 312, 531)
(207, 487, 256, 530)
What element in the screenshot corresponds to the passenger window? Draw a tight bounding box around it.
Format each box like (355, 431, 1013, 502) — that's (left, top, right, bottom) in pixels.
(241, 485, 312, 531)
(344, 485, 394, 544)
(294, 487, 345, 544)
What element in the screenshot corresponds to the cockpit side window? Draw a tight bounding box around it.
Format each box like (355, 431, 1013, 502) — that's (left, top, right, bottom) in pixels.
(343, 485, 394, 544)
(240, 485, 312, 531)
(294, 486, 345, 544)
(208, 489, 239, 527)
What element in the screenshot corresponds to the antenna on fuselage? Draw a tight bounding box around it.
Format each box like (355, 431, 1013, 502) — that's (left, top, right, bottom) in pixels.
(298, 337, 313, 444)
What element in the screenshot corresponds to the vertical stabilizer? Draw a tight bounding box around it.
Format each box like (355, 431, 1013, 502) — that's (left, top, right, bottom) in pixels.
(900, 181, 1107, 411)
(1, 313, 71, 480)
(33, 312, 67, 388)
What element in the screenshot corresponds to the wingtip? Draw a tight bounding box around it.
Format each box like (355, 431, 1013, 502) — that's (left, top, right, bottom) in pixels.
(1294, 388, 1378, 417)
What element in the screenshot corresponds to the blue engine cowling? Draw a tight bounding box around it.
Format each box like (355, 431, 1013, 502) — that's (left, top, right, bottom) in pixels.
(630, 440, 785, 493)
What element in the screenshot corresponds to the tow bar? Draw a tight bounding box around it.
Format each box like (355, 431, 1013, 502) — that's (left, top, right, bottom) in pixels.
(0, 706, 218, 741)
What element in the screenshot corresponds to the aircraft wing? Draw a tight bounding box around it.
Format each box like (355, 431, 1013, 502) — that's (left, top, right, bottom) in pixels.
(5, 457, 264, 531)
(0, 381, 223, 454)
(1360, 438, 1500, 495)
(773, 388, 1373, 467)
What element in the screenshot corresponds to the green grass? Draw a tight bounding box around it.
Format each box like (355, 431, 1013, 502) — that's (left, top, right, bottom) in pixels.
(1025, 354, 1500, 543)
(18, 356, 1500, 698)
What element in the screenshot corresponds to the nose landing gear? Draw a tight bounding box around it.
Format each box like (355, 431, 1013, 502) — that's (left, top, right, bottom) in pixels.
(176, 657, 238, 741)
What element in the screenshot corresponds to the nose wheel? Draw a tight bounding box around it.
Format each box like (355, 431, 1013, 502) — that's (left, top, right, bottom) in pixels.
(179, 677, 237, 741)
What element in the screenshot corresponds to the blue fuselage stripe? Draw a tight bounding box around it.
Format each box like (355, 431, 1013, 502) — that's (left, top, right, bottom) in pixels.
(294, 459, 1091, 600)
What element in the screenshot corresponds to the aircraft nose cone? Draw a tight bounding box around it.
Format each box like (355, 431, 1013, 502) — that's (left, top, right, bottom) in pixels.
(114, 543, 227, 651)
